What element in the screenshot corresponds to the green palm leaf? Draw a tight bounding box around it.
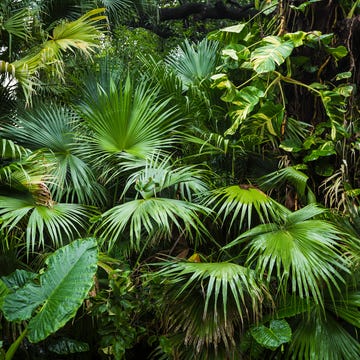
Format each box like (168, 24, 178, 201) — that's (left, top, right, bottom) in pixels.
(324, 276, 360, 329)
(165, 39, 219, 91)
(225, 204, 349, 307)
(77, 76, 181, 180)
(1, 238, 98, 343)
(289, 306, 360, 360)
(1, 104, 105, 204)
(259, 165, 316, 203)
(204, 185, 288, 231)
(2, 8, 32, 40)
(98, 198, 210, 250)
(155, 261, 270, 355)
(0, 149, 53, 194)
(159, 261, 268, 323)
(124, 153, 209, 200)
(0, 139, 29, 159)
(0, 8, 106, 104)
(0, 195, 94, 252)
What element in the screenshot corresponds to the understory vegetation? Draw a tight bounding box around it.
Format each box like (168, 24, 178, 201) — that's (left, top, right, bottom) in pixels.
(1, 0, 360, 359)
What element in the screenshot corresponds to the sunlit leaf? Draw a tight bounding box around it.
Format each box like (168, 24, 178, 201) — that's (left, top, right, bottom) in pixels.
(250, 36, 294, 73)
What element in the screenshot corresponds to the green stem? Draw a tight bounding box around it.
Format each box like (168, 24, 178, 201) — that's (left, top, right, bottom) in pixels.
(347, 0, 360, 18)
(275, 71, 321, 95)
(264, 77, 280, 97)
(5, 327, 27, 360)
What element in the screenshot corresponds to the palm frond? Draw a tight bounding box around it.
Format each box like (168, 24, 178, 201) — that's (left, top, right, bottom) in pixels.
(50, 8, 106, 56)
(326, 290, 360, 328)
(0, 139, 29, 159)
(140, 55, 184, 100)
(2, 7, 33, 40)
(0, 195, 95, 253)
(259, 165, 316, 203)
(155, 260, 270, 356)
(288, 306, 360, 360)
(165, 39, 220, 91)
(0, 8, 106, 104)
(101, 0, 134, 25)
(203, 185, 288, 231)
(97, 198, 211, 251)
(1, 104, 106, 205)
(76, 76, 181, 182)
(123, 153, 209, 201)
(184, 131, 232, 157)
(282, 116, 312, 143)
(226, 205, 350, 308)
(0, 150, 54, 194)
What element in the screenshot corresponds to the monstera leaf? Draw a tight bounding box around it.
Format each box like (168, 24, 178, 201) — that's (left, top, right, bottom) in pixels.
(226, 86, 265, 135)
(250, 36, 294, 73)
(2, 238, 98, 343)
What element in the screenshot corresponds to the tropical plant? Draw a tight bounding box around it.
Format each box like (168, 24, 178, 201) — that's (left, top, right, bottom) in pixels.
(76, 76, 182, 183)
(1, 0, 360, 359)
(0, 103, 106, 205)
(0, 6, 106, 104)
(0, 238, 98, 359)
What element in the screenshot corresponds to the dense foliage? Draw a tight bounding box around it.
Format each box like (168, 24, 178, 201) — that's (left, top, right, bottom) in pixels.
(1, 0, 360, 359)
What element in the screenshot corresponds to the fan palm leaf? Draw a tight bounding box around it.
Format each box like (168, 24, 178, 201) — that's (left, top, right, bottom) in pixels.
(76, 76, 181, 182)
(0, 146, 53, 195)
(0, 195, 94, 253)
(203, 185, 289, 231)
(1, 8, 32, 41)
(140, 55, 184, 102)
(0, 8, 106, 104)
(225, 204, 350, 308)
(165, 39, 220, 91)
(0, 139, 29, 160)
(97, 197, 211, 250)
(123, 153, 209, 200)
(288, 306, 360, 359)
(259, 165, 316, 203)
(155, 260, 270, 356)
(1, 104, 105, 205)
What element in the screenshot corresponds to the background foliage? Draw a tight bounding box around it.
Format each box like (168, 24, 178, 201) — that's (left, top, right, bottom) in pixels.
(1, 0, 360, 359)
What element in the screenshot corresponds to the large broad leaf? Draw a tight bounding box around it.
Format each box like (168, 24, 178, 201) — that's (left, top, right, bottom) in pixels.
(226, 86, 264, 135)
(2, 238, 98, 343)
(0, 279, 9, 308)
(318, 89, 352, 140)
(250, 36, 294, 73)
(250, 319, 292, 350)
(1, 269, 37, 291)
(249, 102, 284, 137)
(48, 337, 90, 355)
